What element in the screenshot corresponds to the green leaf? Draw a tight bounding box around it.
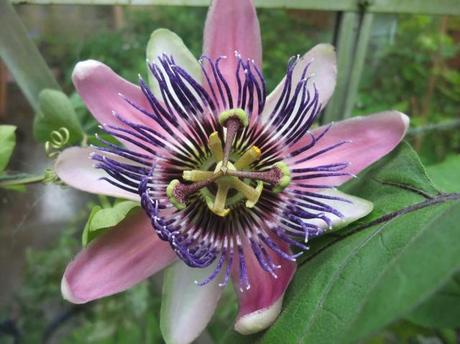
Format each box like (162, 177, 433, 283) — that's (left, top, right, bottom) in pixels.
(365, 320, 457, 344)
(224, 143, 460, 344)
(82, 200, 139, 247)
(403, 156, 460, 330)
(406, 272, 460, 329)
(146, 28, 201, 98)
(0, 125, 16, 172)
(426, 154, 460, 193)
(33, 89, 84, 145)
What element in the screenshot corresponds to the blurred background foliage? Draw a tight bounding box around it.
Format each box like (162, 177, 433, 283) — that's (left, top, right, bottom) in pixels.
(355, 14, 460, 165)
(23, 6, 460, 164)
(1, 4, 459, 344)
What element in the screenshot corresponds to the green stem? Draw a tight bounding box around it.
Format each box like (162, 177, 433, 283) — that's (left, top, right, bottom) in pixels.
(0, 173, 46, 187)
(98, 195, 112, 208)
(408, 119, 460, 136)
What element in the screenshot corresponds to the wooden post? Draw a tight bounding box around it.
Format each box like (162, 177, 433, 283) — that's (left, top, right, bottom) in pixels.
(112, 5, 125, 30)
(5, 0, 460, 16)
(0, 61, 6, 116)
(322, 11, 361, 123)
(342, 12, 374, 118)
(322, 7, 374, 122)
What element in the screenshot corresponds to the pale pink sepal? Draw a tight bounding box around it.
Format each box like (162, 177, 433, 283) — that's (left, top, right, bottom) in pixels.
(261, 44, 337, 123)
(61, 211, 176, 304)
(203, 0, 262, 101)
(55, 147, 140, 201)
(232, 238, 296, 335)
(288, 111, 410, 187)
(293, 189, 374, 231)
(160, 262, 224, 344)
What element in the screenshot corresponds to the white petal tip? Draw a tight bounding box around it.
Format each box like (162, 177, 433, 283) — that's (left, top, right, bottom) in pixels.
(61, 276, 85, 304)
(72, 59, 104, 81)
(320, 43, 335, 52)
(234, 297, 283, 335)
(399, 112, 410, 130)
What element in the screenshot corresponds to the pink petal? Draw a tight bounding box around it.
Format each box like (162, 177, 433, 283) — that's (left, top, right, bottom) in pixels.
(203, 0, 262, 100)
(261, 44, 337, 124)
(232, 238, 296, 334)
(62, 211, 176, 304)
(287, 111, 410, 187)
(73, 59, 191, 150)
(72, 60, 150, 128)
(55, 147, 140, 201)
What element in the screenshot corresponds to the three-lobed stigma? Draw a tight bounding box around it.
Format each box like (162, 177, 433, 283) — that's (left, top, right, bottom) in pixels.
(166, 109, 291, 216)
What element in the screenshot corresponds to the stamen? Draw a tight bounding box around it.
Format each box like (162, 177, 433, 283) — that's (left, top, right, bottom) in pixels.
(183, 170, 214, 182)
(245, 181, 264, 208)
(211, 182, 231, 217)
(208, 131, 224, 161)
(224, 177, 263, 208)
(234, 145, 261, 170)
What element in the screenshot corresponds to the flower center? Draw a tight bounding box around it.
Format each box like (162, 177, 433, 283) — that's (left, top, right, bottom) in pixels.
(166, 109, 291, 216)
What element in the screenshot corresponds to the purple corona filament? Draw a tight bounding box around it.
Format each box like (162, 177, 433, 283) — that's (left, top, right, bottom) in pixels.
(91, 53, 352, 289)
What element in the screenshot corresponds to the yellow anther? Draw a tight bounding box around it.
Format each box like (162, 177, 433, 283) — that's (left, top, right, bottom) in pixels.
(235, 146, 261, 170)
(208, 132, 224, 161)
(245, 181, 264, 208)
(183, 170, 215, 182)
(225, 177, 262, 206)
(210, 182, 231, 217)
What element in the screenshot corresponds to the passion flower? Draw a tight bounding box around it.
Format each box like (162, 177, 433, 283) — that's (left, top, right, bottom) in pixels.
(55, 0, 409, 342)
